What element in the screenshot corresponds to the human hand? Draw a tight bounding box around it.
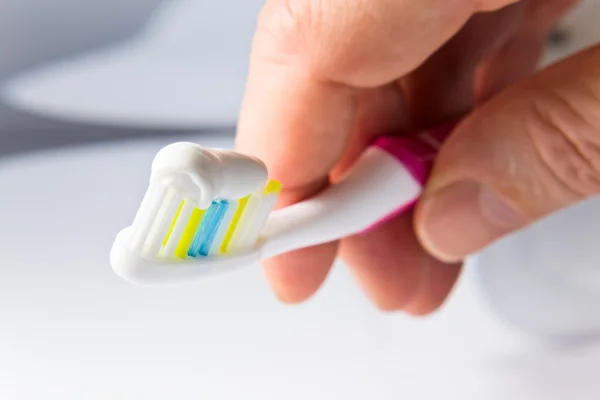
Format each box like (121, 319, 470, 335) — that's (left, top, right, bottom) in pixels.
(235, 0, 579, 313)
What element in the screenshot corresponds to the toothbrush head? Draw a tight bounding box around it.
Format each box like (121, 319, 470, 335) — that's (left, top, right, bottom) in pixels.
(110, 142, 282, 287)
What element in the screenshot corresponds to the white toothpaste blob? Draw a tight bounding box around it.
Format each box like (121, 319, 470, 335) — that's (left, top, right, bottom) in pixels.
(128, 142, 269, 257)
(150, 142, 268, 209)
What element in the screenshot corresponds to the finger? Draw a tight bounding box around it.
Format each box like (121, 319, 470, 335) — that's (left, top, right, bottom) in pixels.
(340, 213, 425, 312)
(340, 210, 461, 312)
(476, 0, 580, 101)
(331, 84, 407, 177)
(403, 1, 528, 129)
(337, 5, 526, 314)
(239, 76, 355, 303)
(416, 44, 600, 263)
(402, 256, 462, 316)
(236, 0, 515, 302)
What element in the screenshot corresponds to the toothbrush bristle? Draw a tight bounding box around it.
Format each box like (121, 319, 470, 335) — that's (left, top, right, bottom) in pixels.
(129, 184, 167, 252)
(143, 188, 181, 256)
(222, 179, 282, 254)
(174, 207, 206, 259)
(129, 179, 281, 260)
(264, 180, 283, 195)
(226, 194, 263, 253)
(161, 199, 194, 258)
(219, 195, 250, 253)
(163, 201, 185, 246)
(208, 200, 237, 256)
(188, 199, 229, 258)
(236, 194, 278, 250)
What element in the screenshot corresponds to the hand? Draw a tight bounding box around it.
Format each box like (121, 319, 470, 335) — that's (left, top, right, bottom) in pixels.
(235, 0, 579, 313)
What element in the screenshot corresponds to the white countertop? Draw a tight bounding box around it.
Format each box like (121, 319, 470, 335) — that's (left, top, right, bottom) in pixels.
(0, 134, 599, 399)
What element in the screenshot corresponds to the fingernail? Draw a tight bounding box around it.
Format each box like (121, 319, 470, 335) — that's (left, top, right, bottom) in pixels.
(419, 181, 525, 262)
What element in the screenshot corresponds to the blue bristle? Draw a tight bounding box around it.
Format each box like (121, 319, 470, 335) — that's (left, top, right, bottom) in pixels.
(188, 199, 229, 257)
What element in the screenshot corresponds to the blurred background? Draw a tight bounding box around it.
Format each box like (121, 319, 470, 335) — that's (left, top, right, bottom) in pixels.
(0, 0, 598, 155)
(0, 0, 170, 155)
(2, 1, 600, 399)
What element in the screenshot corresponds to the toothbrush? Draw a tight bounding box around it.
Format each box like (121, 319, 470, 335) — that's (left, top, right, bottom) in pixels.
(110, 124, 455, 287)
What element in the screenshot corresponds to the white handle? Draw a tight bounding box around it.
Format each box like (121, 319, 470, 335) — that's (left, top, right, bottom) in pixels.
(259, 148, 422, 259)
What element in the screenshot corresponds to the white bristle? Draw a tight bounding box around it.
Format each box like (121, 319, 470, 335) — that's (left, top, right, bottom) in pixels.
(142, 188, 181, 257)
(161, 199, 195, 259)
(238, 194, 278, 249)
(129, 183, 167, 252)
(226, 194, 263, 254)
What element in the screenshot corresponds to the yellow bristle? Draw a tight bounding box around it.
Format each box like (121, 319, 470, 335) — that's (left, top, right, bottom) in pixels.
(220, 195, 250, 253)
(264, 179, 282, 195)
(163, 200, 184, 246)
(175, 207, 206, 259)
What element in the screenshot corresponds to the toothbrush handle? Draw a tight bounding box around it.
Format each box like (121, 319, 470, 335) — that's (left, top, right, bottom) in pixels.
(260, 125, 454, 259)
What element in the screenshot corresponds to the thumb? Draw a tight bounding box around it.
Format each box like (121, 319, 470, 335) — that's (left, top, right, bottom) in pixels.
(416, 44, 600, 263)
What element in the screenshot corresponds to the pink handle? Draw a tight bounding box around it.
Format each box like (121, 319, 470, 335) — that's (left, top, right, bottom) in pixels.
(359, 123, 457, 232)
(372, 122, 456, 185)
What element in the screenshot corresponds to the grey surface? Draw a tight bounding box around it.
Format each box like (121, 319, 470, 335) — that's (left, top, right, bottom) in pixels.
(0, 0, 231, 156)
(0, 0, 572, 157)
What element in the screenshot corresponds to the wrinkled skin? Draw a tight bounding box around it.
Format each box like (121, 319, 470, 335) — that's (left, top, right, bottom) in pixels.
(236, 0, 592, 314)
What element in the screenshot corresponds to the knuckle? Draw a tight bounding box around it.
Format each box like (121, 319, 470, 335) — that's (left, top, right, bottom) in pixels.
(255, 0, 327, 70)
(257, 0, 481, 86)
(526, 88, 600, 199)
(257, 0, 394, 84)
